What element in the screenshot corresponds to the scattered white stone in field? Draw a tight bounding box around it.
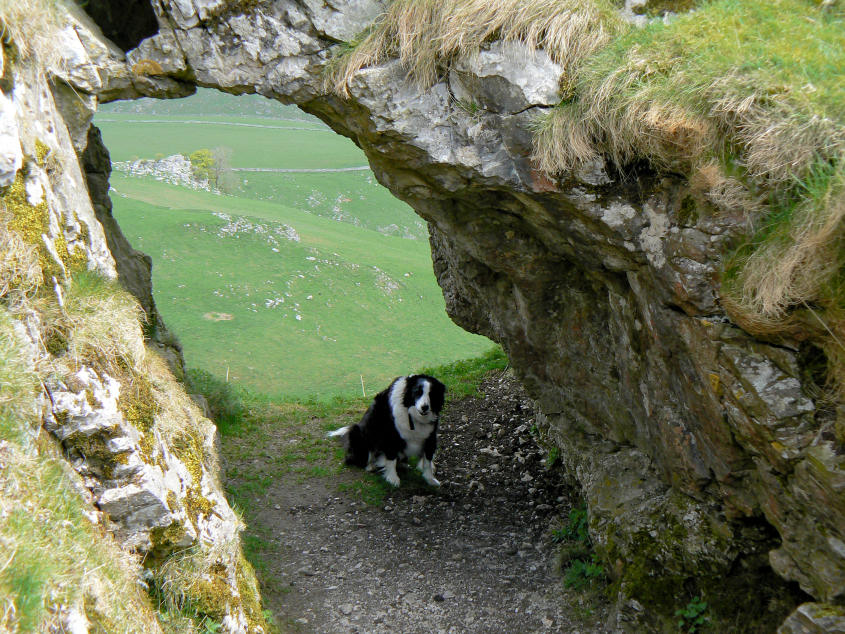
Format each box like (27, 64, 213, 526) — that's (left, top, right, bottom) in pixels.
(295, 314, 302, 321)
(113, 154, 216, 192)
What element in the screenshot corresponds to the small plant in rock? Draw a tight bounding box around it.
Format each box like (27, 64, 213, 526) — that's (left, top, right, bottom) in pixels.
(202, 619, 221, 633)
(455, 98, 484, 121)
(546, 446, 560, 469)
(563, 553, 605, 590)
(555, 505, 590, 544)
(554, 505, 606, 591)
(676, 596, 710, 633)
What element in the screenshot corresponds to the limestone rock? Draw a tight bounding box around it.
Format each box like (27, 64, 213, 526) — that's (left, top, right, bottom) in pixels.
(47, 368, 194, 552)
(451, 40, 563, 114)
(778, 603, 845, 634)
(0, 92, 22, 187)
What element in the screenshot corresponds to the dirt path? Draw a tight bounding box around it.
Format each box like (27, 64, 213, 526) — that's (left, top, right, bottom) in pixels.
(223, 373, 607, 633)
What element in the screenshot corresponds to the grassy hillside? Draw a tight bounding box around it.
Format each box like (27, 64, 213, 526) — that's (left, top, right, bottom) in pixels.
(97, 92, 491, 398)
(98, 91, 426, 238)
(96, 114, 361, 168)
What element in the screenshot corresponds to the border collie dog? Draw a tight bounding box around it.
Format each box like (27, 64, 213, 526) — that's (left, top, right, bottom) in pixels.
(328, 375, 446, 487)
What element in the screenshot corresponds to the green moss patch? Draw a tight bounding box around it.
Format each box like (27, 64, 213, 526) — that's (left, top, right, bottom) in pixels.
(2, 166, 55, 280)
(117, 372, 159, 434)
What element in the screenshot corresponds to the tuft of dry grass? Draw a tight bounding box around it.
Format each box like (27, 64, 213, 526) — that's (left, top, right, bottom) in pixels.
(0, 307, 38, 444)
(45, 271, 146, 375)
(533, 0, 845, 186)
(325, 0, 626, 95)
(730, 171, 844, 321)
(0, 216, 41, 311)
(0, 0, 68, 70)
(144, 351, 220, 472)
(720, 161, 845, 397)
(151, 536, 247, 628)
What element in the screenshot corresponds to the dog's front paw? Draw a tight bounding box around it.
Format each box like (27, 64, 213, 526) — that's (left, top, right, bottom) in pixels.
(383, 471, 401, 487)
(423, 474, 441, 487)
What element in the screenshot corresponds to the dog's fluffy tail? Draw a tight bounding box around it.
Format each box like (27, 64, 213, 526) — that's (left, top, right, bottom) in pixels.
(327, 424, 368, 468)
(326, 426, 350, 438)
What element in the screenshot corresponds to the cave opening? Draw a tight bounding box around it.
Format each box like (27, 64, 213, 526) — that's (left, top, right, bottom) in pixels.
(75, 0, 159, 52)
(92, 87, 494, 399)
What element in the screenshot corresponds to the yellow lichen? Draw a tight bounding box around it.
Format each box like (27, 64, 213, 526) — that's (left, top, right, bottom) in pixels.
(66, 245, 88, 273)
(184, 487, 215, 518)
(34, 139, 50, 167)
(4, 168, 49, 248)
(84, 388, 100, 409)
(150, 521, 188, 551)
(131, 59, 164, 76)
(0, 156, 75, 282)
(70, 213, 92, 271)
(171, 431, 204, 485)
(235, 553, 267, 631)
(118, 372, 159, 433)
(171, 431, 218, 520)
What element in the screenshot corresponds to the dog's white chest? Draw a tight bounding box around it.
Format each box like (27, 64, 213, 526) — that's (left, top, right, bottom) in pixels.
(394, 410, 432, 457)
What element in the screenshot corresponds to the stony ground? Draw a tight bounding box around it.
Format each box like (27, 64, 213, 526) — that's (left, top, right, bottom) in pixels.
(223, 372, 608, 633)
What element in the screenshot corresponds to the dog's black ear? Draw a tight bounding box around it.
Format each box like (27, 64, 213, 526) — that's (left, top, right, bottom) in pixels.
(402, 375, 416, 408)
(430, 377, 446, 411)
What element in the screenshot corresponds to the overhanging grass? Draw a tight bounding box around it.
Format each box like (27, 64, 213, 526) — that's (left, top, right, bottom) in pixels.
(534, 0, 845, 183)
(325, 0, 625, 95)
(532, 0, 845, 395)
(0, 0, 65, 68)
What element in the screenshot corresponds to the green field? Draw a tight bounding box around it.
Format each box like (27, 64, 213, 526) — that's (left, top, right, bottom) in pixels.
(97, 94, 426, 238)
(97, 91, 491, 398)
(96, 115, 362, 168)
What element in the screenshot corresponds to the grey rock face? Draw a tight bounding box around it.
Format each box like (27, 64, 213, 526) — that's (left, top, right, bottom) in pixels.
(451, 41, 563, 114)
(778, 603, 845, 634)
(46, 367, 199, 552)
(31, 0, 841, 629)
(2, 13, 259, 630)
(0, 91, 22, 187)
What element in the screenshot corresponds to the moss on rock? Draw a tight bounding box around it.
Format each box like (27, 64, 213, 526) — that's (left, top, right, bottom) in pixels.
(118, 372, 159, 434)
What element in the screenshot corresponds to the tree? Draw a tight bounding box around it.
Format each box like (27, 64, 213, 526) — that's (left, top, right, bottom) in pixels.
(210, 146, 234, 193)
(188, 147, 235, 192)
(188, 149, 215, 184)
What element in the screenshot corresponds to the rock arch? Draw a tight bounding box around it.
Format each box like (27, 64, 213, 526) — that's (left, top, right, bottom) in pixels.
(19, 0, 842, 630)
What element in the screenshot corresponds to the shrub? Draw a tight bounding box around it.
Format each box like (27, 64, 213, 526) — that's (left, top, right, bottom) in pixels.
(186, 368, 246, 430)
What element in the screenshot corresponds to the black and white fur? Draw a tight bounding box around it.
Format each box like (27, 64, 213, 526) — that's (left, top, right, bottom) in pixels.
(328, 375, 446, 487)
